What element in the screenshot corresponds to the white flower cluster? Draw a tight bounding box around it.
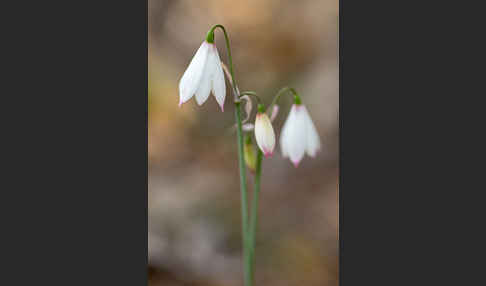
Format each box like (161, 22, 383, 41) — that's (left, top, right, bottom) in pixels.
(179, 40, 321, 166)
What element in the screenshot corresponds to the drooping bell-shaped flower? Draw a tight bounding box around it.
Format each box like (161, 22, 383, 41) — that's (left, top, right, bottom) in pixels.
(254, 104, 276, 157)
(179, 38, 226, 111)
(280, 96, 321, 167)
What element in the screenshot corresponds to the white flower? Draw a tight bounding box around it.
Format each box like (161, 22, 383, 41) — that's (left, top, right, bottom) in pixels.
(280, 104, 321, 167)
(254, 112, 276, 157)
(179, 41, 226, 111)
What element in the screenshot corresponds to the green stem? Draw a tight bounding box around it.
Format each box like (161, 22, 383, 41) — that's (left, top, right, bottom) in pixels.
(267, 86, 299, 116)
(235, 102, 251, 286)
(209, 24, 251, 286)
(249, 149, 263, 285)
(208, 25, 239, 99)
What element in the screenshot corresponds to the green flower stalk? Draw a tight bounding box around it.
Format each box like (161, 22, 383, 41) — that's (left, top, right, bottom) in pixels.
(177, 24, 323, 286)
(205, 24, 252, 286)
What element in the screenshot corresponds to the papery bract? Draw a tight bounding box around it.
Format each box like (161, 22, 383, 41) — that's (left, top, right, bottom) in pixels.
(270, 105, 279, 122)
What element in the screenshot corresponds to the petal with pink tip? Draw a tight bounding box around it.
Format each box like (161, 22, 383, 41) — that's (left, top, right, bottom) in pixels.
(179, 41, 210, 106)
(279, 106, 293, 158)
(211, 46, 226, 111)
(302, 106, 321, 157)
(194, 50, 215, 105)
(280, 105, 306, 166)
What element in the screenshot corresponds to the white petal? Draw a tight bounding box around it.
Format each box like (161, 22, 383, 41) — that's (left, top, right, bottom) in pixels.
(281, 105, 306, 167)
(178, 42, 210, 106)
(194, 47, 215, 105)
(254, 113, 275, 157)
(279, 107, 293, 158)
(302, 106, 321, 157)
(211, 46, 226, 111)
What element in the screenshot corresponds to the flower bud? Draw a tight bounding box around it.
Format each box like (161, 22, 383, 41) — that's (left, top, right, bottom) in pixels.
(243, 135, 257, 172)
(254, 105, 276, 157)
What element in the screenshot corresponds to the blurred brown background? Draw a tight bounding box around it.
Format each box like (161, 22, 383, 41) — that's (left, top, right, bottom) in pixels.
(149, 0, 338, 285)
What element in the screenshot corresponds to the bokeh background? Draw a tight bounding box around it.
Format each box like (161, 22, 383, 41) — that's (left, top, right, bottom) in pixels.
(149, 0, 338, 285)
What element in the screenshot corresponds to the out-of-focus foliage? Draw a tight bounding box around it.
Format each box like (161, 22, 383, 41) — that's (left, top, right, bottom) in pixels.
(149, 0, 338, 285)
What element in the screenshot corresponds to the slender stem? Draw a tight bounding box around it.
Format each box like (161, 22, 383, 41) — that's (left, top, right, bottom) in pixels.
(235, 102, 251, 286)
(249, 149, 263, 285)
(209, 25, 239, 101)
(267, 86, 299, 117)
(210, 24, 251, 286)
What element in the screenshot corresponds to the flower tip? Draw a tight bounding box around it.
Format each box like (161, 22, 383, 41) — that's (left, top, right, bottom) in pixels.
(220, 105, 224, 112)
(264, 151, 273, 158)
(292, 160, 301, 168)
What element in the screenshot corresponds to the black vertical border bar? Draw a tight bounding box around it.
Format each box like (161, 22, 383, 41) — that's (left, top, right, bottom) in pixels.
(144, 0, 149, 281)
(0, 0, 150, 285)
